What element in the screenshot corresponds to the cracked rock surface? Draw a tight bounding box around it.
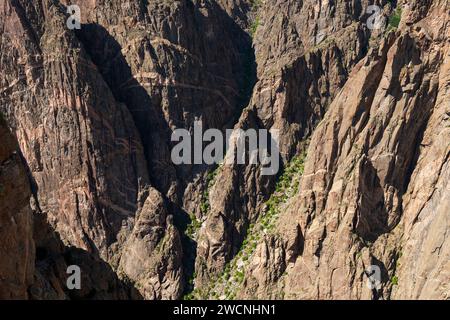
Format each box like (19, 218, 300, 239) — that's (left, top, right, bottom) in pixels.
(0, 0, 448, 300)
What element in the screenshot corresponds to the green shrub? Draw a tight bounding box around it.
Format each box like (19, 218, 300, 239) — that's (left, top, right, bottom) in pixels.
(186, 213, 202, 239)
(200, 167, 220, 214)
(250, 17, 260, 37)
(388, 7, 402, 30)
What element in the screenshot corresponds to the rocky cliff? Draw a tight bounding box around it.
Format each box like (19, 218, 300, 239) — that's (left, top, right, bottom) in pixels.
(0, 115, 34, 299)
(0, 0, 448, 300)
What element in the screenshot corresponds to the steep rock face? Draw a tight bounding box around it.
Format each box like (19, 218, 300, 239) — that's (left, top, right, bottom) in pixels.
(71, 0, 254, 197)
(0, 0, 149, 258)
(0, 116, 134, 300)
(390, 1, 449, 299)
(118, 187, 183, 299)
(0, 118, 35, 299)
(62, 0, 257, 295)
(232, 0, 449, 300)
(0, 0, 448, 301)
(1, 0, 258, 299)
(61, 0, 258, 294)
(194, 0, 383, 289)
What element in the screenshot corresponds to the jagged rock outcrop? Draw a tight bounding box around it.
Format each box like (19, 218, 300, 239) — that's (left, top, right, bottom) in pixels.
(0, 0, 184, 299)
(230, 0, 449, 300)
(194, 0, 382, 288)
(118, 187, 183, 299)
(1, 0, 256, 299)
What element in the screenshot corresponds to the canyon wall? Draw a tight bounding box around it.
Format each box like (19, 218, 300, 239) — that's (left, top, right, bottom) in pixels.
(0, 0, 448, 299)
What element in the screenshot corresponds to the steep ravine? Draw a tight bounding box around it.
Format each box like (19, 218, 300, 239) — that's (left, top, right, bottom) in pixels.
(0, 0, 448, 300)
(193, 0, 383, 291)
(228, 0, 449, 300)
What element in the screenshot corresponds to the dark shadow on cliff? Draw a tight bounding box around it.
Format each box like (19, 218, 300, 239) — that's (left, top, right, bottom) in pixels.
(354, 156, 390, 242)
(72, 2, 256, 297)
(75, 22, 177, 196)
(74, 1, 256, 198)
(74, 23, 197, 296)
(30, 211, 143, 300)
(16, 150, 142, 300)
(169, 202, 197, 296)
(367, 256, 390, 300)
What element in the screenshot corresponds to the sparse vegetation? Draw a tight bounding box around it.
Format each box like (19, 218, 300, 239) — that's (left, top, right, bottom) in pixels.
(186, 213, 202, 240)
(391, 275, 399, 285)
(182, 167, 221, 300)
(190, 149, 308, 299)
(249, 0, 262, 37)
(388, 7, 402, 30)
(200, 166, 220, 215)
(250, 17, 260, 37)
(396, 250, 403, 267)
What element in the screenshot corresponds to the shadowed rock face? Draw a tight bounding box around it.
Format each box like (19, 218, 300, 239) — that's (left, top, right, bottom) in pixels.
(0, 118, 136, 300)
(0, 118, 34, 299)
(0, 0, 448, 300)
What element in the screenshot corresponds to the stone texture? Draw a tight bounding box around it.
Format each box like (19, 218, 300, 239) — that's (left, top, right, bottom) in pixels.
(232, 0, 450, 300)
(0, 118, 35, 299)
(0, 0, 448, 300)
(195, 0, 382, 287)
(118, 186, 183, 299)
